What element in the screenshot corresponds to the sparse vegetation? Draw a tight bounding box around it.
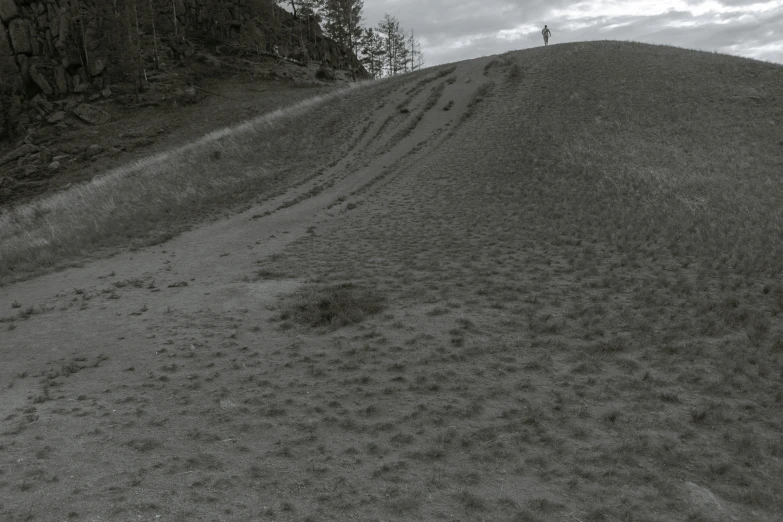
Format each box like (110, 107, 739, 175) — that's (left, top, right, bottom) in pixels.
(507, 63, 522, 80)
(1, 41, 781, 522)
(277, 282, 385, 330)
(0, 78, 395, 285)
(461, 81, 496, 122)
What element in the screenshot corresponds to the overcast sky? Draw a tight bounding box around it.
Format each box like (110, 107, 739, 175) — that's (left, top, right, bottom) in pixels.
(361, 0, 783, 66)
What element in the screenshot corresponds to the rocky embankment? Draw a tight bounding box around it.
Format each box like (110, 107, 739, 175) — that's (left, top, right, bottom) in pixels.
(1, 0, 361, 139)
(0, 0, 363, 206)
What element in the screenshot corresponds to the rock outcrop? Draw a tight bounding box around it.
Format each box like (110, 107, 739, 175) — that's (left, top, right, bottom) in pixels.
(72, 103, 110, 125)
(0, 0, 364, 142)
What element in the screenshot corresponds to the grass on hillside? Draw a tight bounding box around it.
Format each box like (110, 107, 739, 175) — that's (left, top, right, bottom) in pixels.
(531, 41, 783, 278)
(1, 42, 781, 521)
(0, 92, 346, 283)
(248, 41, 783, 521)
(0, 69, 432, 285)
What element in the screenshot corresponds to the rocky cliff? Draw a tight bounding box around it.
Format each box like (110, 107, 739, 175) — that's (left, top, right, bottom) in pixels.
(0, 0, 363, 142)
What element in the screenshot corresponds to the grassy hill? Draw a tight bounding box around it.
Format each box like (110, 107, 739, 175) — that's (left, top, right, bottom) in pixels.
(0, 41, 781, 521)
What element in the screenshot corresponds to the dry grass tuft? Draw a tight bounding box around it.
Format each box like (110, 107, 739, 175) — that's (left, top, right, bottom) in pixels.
(507, 63, 523, 81)
(278, 283, 385, 330)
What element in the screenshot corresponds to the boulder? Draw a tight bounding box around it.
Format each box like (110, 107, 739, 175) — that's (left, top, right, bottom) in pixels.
(56, 9, 69, 49)
(46, 111, 65, 123)
(9, 19, 32, 55)
(31, 94, 53, 115)
(29, 124, 53, 141)
(684, 482, 730, 522)
(88, 53, 107, 76)
(53, 65, 67, 93)
(0, 143, 39, 166)
(12, 117, 26, 137)
(29, 64, 53, 95)
(1, 21, 19, 74)
(10, 73, 24, 94)
(7, 164, 25, 179)
(73, 103, 110, 125)
(101, 88, 112, 98)
(60, 47, 81, 68)
(84, 27, 99, 52)
(30, 34, 41, 56)
(73, 83, 89, 93)
(0, 0, 19, 23)
(22, 164, 37, 178)
(88, 93, 101, 102)
(7, 96, 23, 118)
(48, 161, 60, 170)
(44, 28, 54, 54)
(16, 53, 29, 83)
(86, 144, 102, 157)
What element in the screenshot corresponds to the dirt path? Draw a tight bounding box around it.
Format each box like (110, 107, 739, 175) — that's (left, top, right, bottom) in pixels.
(0, 57, 492, 521)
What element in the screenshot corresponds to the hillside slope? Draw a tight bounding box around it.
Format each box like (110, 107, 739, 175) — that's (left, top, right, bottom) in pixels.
(1, 41, 782, 521)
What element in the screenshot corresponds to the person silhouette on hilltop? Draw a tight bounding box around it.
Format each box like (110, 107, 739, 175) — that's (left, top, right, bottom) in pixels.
(542, 25, 552, 46)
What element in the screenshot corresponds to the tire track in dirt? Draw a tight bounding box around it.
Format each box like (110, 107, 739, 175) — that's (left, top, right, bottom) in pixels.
(340, 62, 492, 202)
(343, 67, 458, 166)
(0, 57, 499, 521)
(240, 65, 476, 223)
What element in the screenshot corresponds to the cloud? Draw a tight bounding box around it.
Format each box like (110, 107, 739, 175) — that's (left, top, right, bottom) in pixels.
(361, 0, 783, 66)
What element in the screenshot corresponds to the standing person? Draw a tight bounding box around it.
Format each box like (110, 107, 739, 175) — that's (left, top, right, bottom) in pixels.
(542, 25, 552, 46)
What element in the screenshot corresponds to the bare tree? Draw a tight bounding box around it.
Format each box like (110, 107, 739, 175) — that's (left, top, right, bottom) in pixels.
(132, 0, 147, 86)
(149, 0, 160, 70)
(75, 1, 90, 77)
(415, 41, 425, 70)
(376, 14, 399, 76)
(172, 0, 179, 41)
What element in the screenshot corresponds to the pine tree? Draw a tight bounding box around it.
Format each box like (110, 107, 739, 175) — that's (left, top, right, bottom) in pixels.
(359, 28, 385, 78)
(323, 0, 364, 54)
(280, 0, 297, 17)
(299, 0, 324, 45)
(298, 0, 324, 21)
(277, 0, 321, 19)
(392, 26, 408, 73)
(376, 14, 399, 76)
